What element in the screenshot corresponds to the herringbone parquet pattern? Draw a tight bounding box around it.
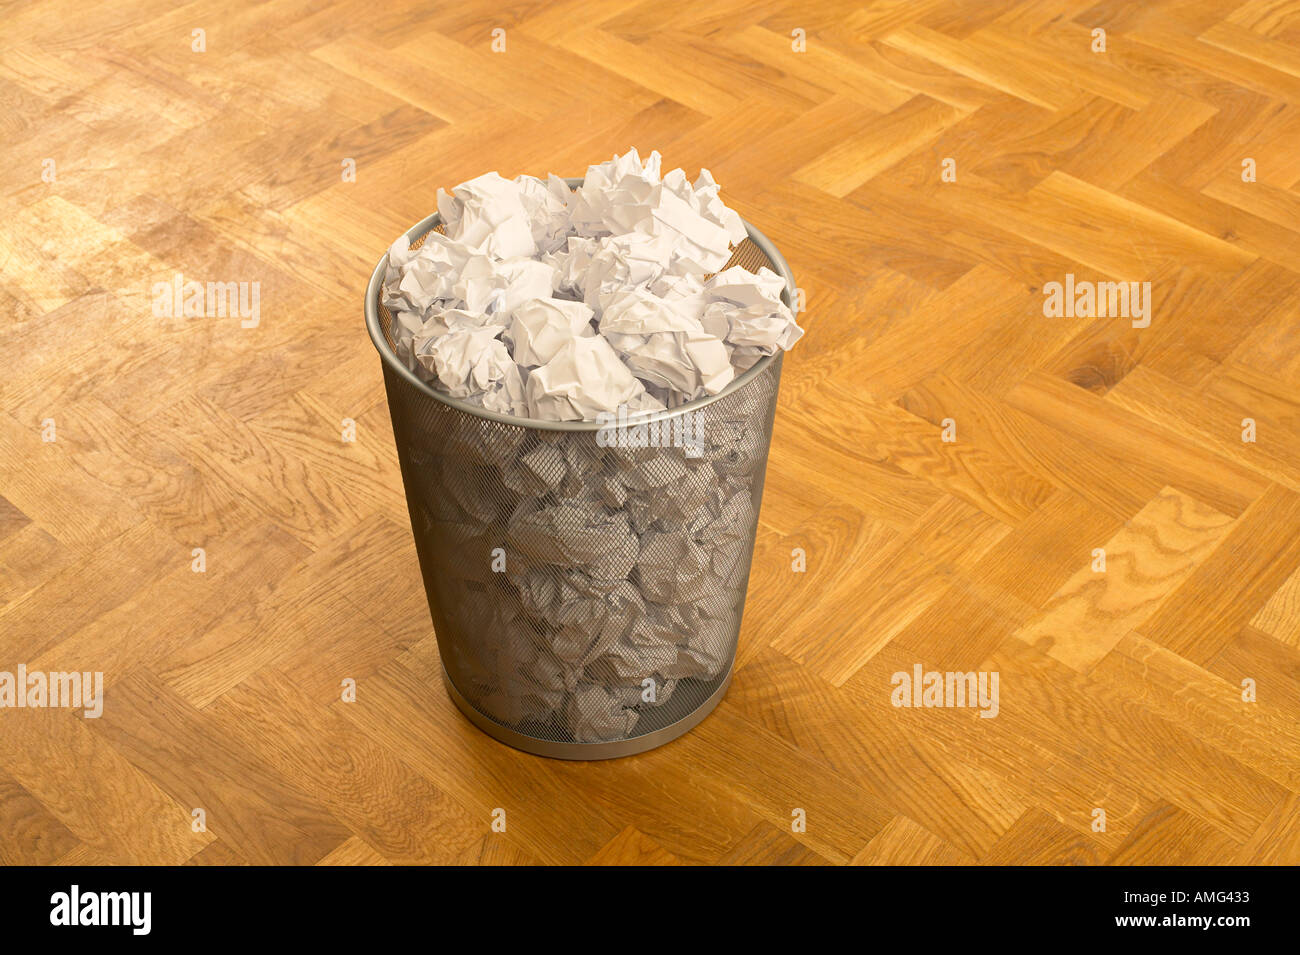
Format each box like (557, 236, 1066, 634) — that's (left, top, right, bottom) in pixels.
(3, 0, 1300, 865)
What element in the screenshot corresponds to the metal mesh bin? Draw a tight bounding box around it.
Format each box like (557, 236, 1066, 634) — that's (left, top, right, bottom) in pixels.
(363, 178, 796, 759)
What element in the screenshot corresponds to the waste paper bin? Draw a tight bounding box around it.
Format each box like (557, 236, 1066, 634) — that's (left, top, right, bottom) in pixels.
(364, 178, 796, 758)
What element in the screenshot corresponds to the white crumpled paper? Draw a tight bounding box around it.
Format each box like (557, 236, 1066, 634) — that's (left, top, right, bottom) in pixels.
(415, 325, 525, 416)
(437, 171, 554, 259)
(599, 287, 734, 399)
(506, 297, 595, 367)
(525, 335, 664, 421)
(382, 149, 804, 419)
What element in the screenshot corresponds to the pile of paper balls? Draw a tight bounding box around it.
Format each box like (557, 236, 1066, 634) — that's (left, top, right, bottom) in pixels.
(381, 149, 803, 421)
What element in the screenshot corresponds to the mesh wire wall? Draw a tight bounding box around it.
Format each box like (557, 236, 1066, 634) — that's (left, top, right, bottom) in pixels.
(374, 223, 785, 753)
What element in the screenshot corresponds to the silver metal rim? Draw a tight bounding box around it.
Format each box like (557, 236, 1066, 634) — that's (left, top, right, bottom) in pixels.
(441, 664, 733, 760)
(363, 177, 799, 432)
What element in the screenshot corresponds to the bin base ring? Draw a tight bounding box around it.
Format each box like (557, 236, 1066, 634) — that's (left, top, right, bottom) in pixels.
(441, 664, 733, 760)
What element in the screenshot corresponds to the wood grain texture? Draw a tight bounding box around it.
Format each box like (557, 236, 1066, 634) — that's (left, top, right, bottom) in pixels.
(2, 0, 1299, 866)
